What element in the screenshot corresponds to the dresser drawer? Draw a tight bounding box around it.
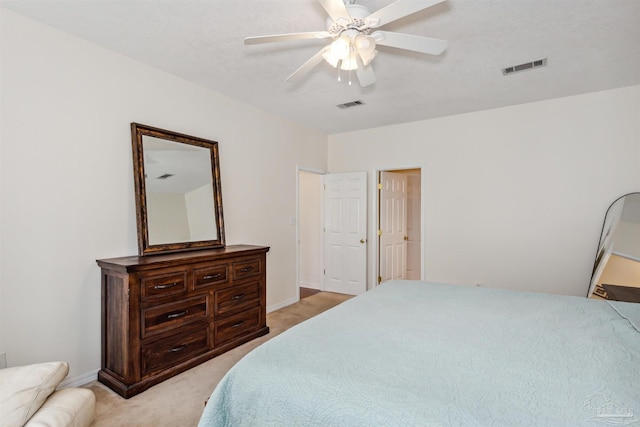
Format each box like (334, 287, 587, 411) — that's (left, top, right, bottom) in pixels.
(214, 306, 261, 346)
(142, 326, 209, 376)
(141, 271, 187, 301)
(193, 264, 229, 289)
(232, 258, 262, 281)
(142, 295, 208, 338)
(214, 281, 260, 317)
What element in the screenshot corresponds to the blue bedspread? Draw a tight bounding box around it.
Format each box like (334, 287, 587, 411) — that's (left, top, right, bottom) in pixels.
(199, 281, 640, 426)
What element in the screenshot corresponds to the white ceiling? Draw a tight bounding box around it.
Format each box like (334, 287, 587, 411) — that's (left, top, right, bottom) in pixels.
(2, 0, 639, 134)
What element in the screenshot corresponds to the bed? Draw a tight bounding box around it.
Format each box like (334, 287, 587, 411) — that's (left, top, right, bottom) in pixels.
(198, 280, 640, 426)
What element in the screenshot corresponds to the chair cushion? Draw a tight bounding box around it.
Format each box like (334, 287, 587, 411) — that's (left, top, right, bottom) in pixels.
(24, 388, 95, 427)
(0, 361, 69, 427)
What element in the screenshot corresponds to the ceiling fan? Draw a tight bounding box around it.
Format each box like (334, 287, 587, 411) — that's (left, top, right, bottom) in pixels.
(244, 0, 447, 87)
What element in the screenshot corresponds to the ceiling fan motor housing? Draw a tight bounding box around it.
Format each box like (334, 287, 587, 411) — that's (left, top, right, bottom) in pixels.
(326, 4, 372, 36)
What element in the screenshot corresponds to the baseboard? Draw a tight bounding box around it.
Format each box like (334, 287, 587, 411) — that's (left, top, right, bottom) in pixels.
(267, 296, 298, 313)
(299, 282, 322, 290)
(58, 368, 99, 389)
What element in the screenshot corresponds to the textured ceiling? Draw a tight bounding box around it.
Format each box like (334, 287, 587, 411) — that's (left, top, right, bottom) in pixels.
(2, 0, 639, 134)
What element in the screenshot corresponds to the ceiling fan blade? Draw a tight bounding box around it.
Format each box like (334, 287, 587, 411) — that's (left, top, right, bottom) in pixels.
(366, 0, 445, 28)
(355, 60, 376, 87)
(286, 47, 329, 83)
(245, 31, 331, 45)
(372, 31, 447, 55)
(318, 0, 351, 24)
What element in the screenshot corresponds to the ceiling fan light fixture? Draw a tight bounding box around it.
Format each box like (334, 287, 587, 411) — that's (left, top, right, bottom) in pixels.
(322, 51, 339, 68)
(245, 0, 447, 86)
(340, 52, 358, 71)
(355, 34, 377, 66)
(324, 36, 359, 70)
(330, 37, 350, 59)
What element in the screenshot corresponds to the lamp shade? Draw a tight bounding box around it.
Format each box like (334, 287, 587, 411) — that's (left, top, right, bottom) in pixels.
(355, 35, 377, 66)
(322, 34, 376, 72)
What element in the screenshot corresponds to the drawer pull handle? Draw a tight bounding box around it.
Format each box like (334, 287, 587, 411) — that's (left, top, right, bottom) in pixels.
(232, 294, 245, 301)
(168, 344, 188, 353)
(203, 273, 222, 280)
(232, 321, 245, 328)
(167, 310, 189, 319)
(239, 266, 254, 273)
(154, 282, 179, 290)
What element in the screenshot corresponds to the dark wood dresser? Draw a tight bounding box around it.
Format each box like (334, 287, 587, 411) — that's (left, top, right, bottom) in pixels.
(96, 245, 269, 398)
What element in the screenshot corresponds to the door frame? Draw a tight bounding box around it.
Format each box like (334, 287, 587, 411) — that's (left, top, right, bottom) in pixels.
(296, 166, 326, 302)
(371, 164, 426, 289)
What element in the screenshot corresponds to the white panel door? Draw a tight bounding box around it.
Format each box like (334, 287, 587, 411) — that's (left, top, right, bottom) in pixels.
(379, 172, 407, 284)
(324, 172, 367, 295)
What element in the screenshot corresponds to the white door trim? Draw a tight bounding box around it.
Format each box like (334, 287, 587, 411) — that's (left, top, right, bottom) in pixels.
(371, 164, 426, 289)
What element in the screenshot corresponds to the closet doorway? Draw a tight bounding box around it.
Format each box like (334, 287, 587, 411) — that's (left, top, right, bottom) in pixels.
(377, 168, 422, 285)
(297, 168, 324, 300)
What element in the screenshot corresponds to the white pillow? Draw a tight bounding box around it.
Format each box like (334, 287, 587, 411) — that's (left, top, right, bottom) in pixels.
(0, 361, 69, 427)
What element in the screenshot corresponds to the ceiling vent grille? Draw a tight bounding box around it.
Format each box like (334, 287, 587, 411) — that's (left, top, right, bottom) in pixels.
(502, 58, 547, 76)
(337, 100, 365, 109)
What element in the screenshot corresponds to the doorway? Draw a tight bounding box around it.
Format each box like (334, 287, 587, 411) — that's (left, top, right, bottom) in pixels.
(297, 168, 324, 300)
(297, 168, 368, 300)
(376, 168, 422, 285)
(297, 166, 416, 298)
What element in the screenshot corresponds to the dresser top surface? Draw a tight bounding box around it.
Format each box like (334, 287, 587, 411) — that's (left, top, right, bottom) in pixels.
(97, 244, 269, 271)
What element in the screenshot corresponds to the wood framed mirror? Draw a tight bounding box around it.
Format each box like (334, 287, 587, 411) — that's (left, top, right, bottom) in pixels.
(131, 123, 225, 255)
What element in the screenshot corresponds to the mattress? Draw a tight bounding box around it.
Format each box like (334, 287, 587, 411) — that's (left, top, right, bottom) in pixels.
(199, 280, 640, 426)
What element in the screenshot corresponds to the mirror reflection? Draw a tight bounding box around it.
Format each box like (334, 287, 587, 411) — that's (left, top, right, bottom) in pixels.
(589, 192, 640, 301)
(143, 136, 218, 245)
(131, 123, 225, 255)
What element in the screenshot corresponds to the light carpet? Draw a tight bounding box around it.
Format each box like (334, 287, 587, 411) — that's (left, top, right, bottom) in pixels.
(86, 291, 352, 427)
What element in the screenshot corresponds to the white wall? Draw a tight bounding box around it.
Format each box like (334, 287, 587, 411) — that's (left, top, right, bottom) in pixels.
(185, 183, 217, 240)
(0, 9, 327, 379)
(329, 85, 640, 297)
(613, 221, 640, 261)
(147, 192, 191, 244)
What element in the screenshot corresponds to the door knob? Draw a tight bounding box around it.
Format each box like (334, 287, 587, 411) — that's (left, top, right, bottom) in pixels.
(360, 239, 366, 244)
(403, 235, 408, 241)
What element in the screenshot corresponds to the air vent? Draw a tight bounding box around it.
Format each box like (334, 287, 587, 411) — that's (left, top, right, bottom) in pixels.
(502, 58, 547, 76)
(156, 173, 175, 180)
(337, 100, 365, 109)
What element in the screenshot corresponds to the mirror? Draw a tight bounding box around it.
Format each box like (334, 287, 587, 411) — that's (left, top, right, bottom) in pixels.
(131, 123, 225, 255)
(588, 192, 640, 300)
